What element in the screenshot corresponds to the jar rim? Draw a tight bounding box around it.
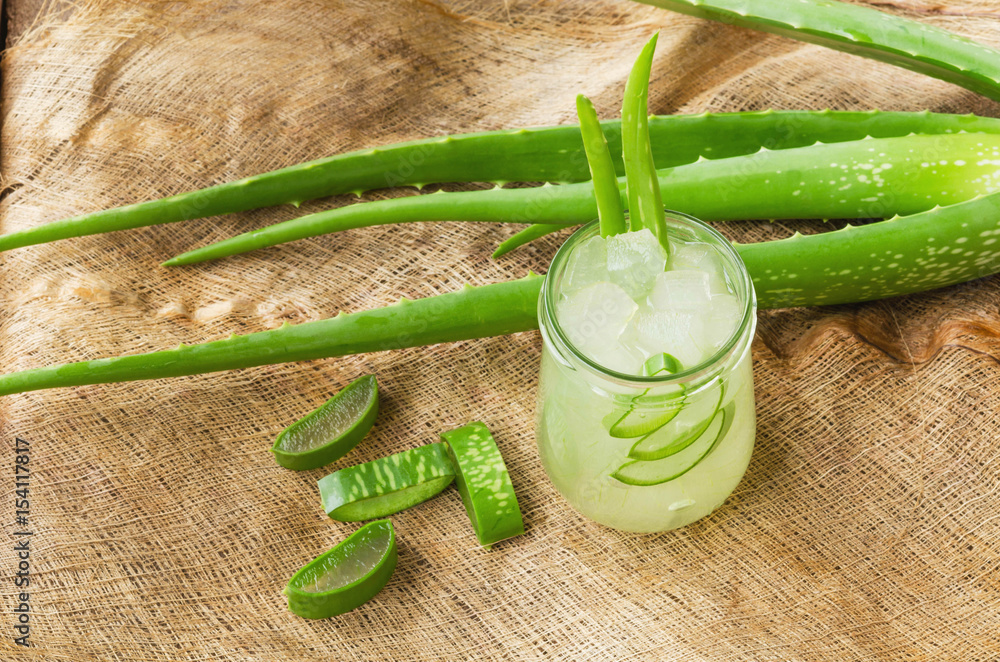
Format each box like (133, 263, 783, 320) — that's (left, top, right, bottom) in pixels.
(540, 212, 757, 387)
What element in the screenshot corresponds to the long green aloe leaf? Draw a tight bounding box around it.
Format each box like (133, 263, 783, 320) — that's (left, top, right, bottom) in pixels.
(6, 189, 1000, 396)
(165, 133, 1000, 264)
(2, 111, 997, 253)
(639, 0, 1000, 102)
(0, 275, 543, 396)
(492, 224, 564, 259)
(739, 192, 1000, 307)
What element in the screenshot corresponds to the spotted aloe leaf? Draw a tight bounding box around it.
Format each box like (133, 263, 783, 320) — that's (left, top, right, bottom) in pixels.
(638, 0, 1000, 102)
(3, 110, 997, 254)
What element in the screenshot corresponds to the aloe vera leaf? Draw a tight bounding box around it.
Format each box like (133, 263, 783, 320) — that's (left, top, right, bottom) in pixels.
(166, 133, 1000, 264)
(284, 519, 397, 619)
(318, 443, 456, 521)
(604, 354, 688, 438)
(643, 352, 682, 376)
(492, 224, 564, 259)
(0, 273, 543, 396)
(639, 0, 1000, 102)
(741, 190, 1000, 308)
(3, 110, 996, 253)
(8, 191, 1000, 396)
(577, 95, 628, 237)
(622, 33, 668, 249)
(441, 422, 524, 549)
(162, 183, 597, 265)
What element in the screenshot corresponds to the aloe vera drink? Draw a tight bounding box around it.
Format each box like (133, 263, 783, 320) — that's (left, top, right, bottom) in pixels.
(535, 213, 757, 532)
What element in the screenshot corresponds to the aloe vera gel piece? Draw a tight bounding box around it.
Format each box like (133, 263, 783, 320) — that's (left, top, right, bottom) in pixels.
(284, 520, 397, 619)
(271, 375, 379, 471)
(441, 422, 524, 549)
(318, 442, 456, 522)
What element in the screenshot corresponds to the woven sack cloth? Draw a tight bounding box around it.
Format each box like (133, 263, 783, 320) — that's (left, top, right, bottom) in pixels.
(1, 1, 999, 659)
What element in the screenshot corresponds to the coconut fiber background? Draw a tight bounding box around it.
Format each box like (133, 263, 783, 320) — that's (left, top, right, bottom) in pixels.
(1, 0, 999, 660)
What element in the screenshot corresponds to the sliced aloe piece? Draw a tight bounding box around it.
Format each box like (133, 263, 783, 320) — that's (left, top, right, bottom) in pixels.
(271, 375, 379, 471)
(607, 396, 685, 438)
(441, 422, 524, 549)
(604, 354, 685, 438)
(628, 382, 724, 461)
(643, 352, 682, 377)
(612, 402, 735, 486)
(318, 443, 455, 522)
(284, 520, 397, 619)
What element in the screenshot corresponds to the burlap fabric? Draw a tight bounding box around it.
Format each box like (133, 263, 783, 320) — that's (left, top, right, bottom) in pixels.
(2, 1, 999, 659)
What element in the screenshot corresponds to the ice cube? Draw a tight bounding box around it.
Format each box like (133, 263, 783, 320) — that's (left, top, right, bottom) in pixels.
(648, 270, 712, 312)
(605, 229, 667, 300)
(556, 282, 638, 352)
(563, 235, 609, 293)
(696, 293, 743, 352)
(625, 305, 705, 368)
(585, 343, 645, 375)
(670, 241, 729, 294)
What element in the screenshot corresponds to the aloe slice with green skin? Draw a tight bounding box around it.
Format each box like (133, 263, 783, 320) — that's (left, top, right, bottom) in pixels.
(318, 443, 455, 522)
(643, 352, 682, 377)
(284, 520, 397, 619)
(613, 402, 734, 486)
(607, 398, 683, 438)
(270, 375, 378, 471)
(628, 382, 724, 461)
(441, 422, 524, 549)
(606, 354, 686, 438)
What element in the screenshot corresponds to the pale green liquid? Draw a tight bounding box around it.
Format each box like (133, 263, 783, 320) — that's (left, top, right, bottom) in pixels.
(535, 338, 755, 533)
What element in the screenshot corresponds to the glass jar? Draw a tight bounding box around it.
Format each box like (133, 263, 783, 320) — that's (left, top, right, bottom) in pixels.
(535, 212, 757, 532)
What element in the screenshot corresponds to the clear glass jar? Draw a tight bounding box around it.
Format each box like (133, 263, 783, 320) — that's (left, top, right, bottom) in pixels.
(535, 213, 757, 532)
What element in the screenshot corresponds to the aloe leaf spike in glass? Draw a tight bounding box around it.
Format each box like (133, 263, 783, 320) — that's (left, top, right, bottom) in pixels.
(576, 94, 628, 237)
(492, 224, 564, 259)
(622, 32, 668, 252)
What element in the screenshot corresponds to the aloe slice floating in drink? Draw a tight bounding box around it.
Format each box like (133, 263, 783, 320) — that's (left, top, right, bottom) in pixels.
(318, 443, 455, 521)
(602, 354, 687, 438)
(607, 394, 685, 438)
(271, 375, 379, 471)
(643, 352, 682, 377)
(442, 422, 524, 549)
(628, 382, 724, 461)
(284, 519, 397, 619)
(613, 403, 735, 486)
